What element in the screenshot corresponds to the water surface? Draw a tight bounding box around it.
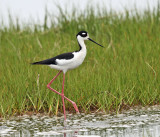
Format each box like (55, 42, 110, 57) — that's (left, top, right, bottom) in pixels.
(0, 106, 160, 137)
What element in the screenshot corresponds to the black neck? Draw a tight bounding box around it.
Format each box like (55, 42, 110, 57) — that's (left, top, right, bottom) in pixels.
(75, 41, 82, 52)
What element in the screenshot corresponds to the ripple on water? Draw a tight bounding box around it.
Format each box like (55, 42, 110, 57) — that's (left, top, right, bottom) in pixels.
(0, 106, 160, 137)
(36, 131, 63, 135)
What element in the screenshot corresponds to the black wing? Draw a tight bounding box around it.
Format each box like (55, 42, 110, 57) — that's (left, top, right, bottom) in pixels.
(31, 52, 74, 65)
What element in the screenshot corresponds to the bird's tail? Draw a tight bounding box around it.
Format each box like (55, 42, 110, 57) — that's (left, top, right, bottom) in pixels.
(31, 58, 53, 65)
(31, 61, 43, 65)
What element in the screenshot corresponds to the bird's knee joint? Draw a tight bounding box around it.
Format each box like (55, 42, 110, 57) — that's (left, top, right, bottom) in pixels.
(47, 85, 50, 88)
(72, 102, 76, 105)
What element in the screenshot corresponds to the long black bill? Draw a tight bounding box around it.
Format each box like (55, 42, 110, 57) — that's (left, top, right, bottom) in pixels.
(88, 38, 104, 47)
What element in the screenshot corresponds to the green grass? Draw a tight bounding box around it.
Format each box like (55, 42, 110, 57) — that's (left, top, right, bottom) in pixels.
(0, 6, 160, 117)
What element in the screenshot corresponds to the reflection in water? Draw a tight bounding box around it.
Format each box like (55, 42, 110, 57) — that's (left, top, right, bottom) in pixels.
(0, 106, 160, 137)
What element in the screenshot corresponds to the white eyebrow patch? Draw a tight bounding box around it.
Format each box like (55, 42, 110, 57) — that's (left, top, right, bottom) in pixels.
(82, 33, 86, 35)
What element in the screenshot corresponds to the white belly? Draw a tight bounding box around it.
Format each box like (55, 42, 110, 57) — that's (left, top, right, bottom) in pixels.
(49, 50, 87, 73)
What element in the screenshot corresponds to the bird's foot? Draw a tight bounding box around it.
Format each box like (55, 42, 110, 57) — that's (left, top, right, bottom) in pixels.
(73, 103, 79, 113)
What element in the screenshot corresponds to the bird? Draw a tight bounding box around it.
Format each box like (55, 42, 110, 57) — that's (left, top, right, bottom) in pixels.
(31, 31, 103, 120)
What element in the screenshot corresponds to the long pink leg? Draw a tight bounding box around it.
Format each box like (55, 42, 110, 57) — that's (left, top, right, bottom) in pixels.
(61, 73, 66, 120)
(47, 71, 79, 118)
(63, 94, 79, 113)
(61, 74, 79, 113)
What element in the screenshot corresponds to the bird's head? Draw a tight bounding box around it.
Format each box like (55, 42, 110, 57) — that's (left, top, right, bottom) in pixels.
(76, 31, 103, 47)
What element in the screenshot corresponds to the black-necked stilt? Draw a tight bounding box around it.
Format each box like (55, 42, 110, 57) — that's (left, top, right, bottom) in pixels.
(32, 31, 103, 120)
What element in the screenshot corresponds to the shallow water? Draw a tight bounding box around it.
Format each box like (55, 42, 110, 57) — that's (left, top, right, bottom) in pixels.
(0, 106, 160, 137)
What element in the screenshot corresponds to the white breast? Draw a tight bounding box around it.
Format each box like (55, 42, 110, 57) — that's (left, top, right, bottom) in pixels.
(49, 35, 87, 73)
(49, 50, 87, 73)
(71, 50, 87, 69)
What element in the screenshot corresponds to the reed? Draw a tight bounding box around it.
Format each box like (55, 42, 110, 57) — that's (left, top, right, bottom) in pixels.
(0, 6, 160, 117)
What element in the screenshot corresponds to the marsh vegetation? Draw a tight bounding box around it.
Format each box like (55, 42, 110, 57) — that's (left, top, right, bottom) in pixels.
(0, 6, 160, 117)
